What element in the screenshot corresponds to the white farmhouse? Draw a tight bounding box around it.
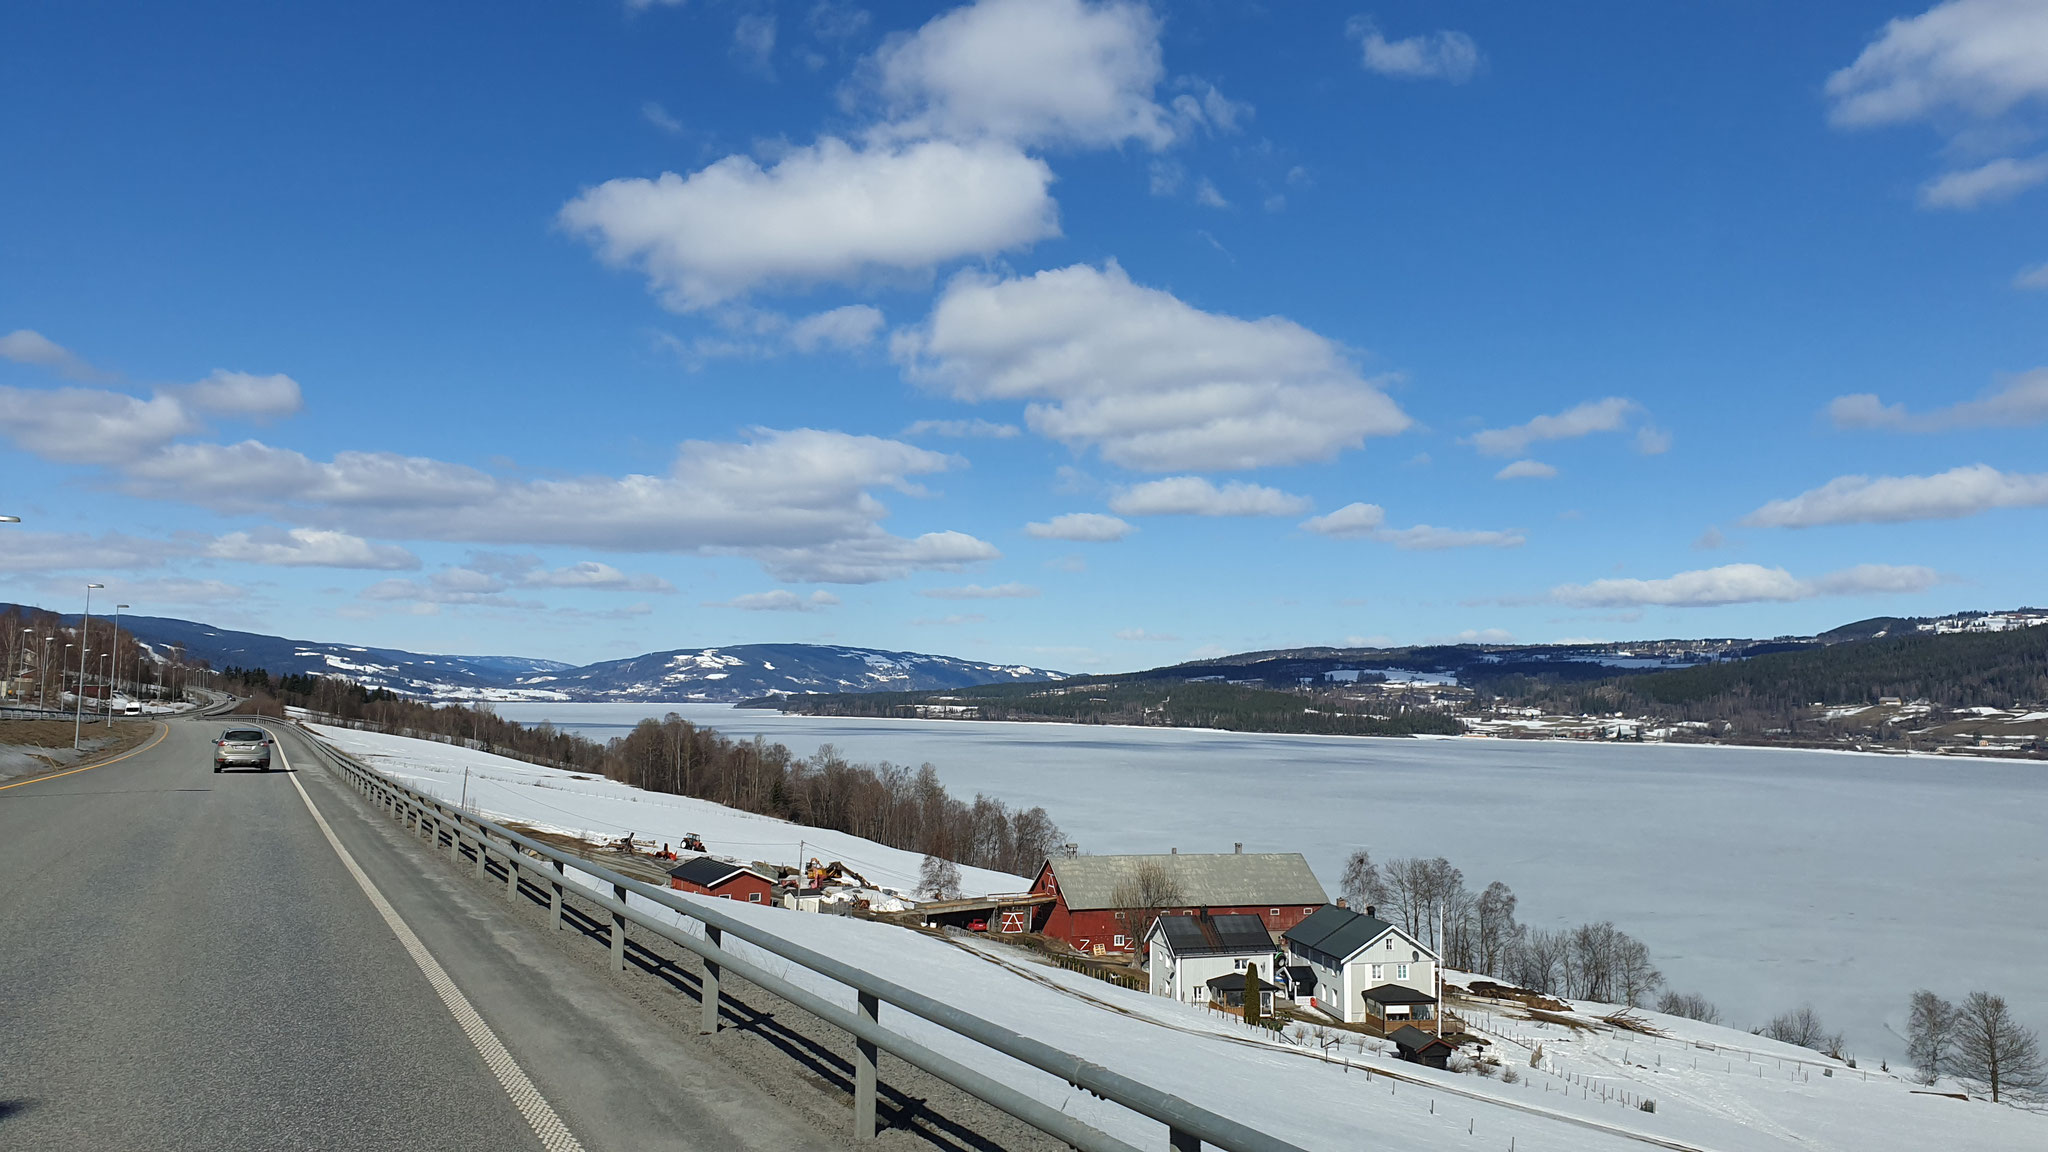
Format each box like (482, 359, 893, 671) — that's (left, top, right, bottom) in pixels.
(1282, 904, 1439, 1026)
(1143, 913, 1278, 1005)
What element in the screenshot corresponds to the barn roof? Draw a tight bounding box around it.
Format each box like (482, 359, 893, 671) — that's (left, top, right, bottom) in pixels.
(1044, 853, 1327, 911)
(1150, 913, 1274, 957)
(1362, 982, 1438, 1006)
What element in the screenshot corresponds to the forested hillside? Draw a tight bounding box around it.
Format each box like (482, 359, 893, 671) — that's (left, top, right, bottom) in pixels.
(759, 678, 1464, 737)
(1505, 625, 2048, 727)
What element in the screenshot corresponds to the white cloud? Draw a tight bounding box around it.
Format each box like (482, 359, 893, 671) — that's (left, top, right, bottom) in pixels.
(897, 262, 1410, 471)
(872, 0, 1174, 149)
(712, 589, 840, 611)
(181, 370, 304, 419)
(1828, 368, 2048, 430)
(1552, 562, 1941, 608)
(1744, 463, 2048, 527)
(641, 101, 684, 135)
(1468, 397, 1640, 457)
(1347, 17, 1481, 83)
(0, 329, 101, 380)
(900, 418, 1020, 439)
(362, 568, 544, 609)
(61, 425, 993, 584)
(205, 528, 418, 570)
(1108, 476, 1309, 517)
(1299, 502, 1522, 549)
(1826, 0, 2048, 128)
(788, 304, 886, 352)
(2016, 261, 2048, 289)
(911, 612, 986, 627)
(1193, 178, 1229, 208)
(1494, 459, 1557, 481)
(103, 577, 249, 606)
(0, 384, 196, 464)
(1024, 512, 1133, 541)
(732, 12, 777, 75)
(1919, 155, 2048, 209)
(918, 582, 1038, 599)
(516, 560, 675, 592)
(0, 531, 173, 573)
(1373, 525, 1525, 551)
(1297, 502, 1386, 539)
(1114, 627, 1179, 642)
(1635, 426, 1673, 455)
(560, 137, 1057, 310)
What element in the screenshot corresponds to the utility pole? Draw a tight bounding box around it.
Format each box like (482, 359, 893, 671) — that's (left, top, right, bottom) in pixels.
(111, 603, 129, 712)
(1436, 900, 1445, 1039)
(74, 583, 104, 751)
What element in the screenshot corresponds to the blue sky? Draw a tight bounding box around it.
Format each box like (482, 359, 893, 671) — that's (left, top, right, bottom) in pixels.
(3, 0, 2044, 669)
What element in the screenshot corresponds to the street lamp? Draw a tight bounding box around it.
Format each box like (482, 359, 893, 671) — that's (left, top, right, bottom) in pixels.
(74, 583, 104, 751)
(40, 635, 55, 711)
(0, 515, 19, 523)
(9, 628, 28, 708)
(108, 603, 129, 726)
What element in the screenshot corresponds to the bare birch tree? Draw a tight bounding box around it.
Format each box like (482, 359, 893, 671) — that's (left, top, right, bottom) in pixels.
(1952, 991, 2044, 1103)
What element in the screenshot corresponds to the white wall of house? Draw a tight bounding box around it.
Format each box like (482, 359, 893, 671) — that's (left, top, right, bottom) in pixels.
(1146, 936, 1276, 1003)
(1289, 926, 1437, 1024)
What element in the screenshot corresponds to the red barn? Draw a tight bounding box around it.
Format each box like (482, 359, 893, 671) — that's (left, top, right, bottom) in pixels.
(1030, 853, 1328, 956)
(667, 856, 777, 905)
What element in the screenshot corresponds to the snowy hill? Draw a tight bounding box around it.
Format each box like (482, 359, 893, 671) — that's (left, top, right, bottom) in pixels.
(302, 723, 2048, 1152)
(31, 608, 1063, 702)
(516, 643, 1062, 702)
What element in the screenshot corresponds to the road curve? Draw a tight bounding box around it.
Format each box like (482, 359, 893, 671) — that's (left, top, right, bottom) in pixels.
(0, 715, 836, 1151)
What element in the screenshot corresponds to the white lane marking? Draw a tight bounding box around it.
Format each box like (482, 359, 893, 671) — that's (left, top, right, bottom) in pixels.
(273, 733, 587, 1152)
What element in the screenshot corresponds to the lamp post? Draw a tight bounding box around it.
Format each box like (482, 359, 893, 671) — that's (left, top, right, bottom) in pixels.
(59, 642, 73, 713)
(11, 628, 28, 707)
(74, 583, 104, 751)
(40, 635, 55, 710)
(109, 603, 129, 725)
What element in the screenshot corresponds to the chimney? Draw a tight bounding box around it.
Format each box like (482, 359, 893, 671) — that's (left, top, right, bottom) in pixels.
(1364, 905, 1376, 918)
(1233, 842, 1242, 854)
(1170, 847, 1177, 854)
(1335, 897, 1348, 909)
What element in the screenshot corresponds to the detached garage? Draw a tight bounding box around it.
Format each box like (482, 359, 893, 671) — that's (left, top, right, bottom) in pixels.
(667, 857, 776, 904)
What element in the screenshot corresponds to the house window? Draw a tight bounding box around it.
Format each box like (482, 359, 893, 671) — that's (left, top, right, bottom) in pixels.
(720, 894, 733, 900)
(749, 893, 763, 903)
(1397, 964, 1409, 980)
(1303, 907, 1315, 915)
(1115, 911, 1126, 920)
(1235, 958, 1247, 970)
(1269, 908, 1280, 917)
(1371, 964, 1383, 981)
(1113, 935, 1127, 948)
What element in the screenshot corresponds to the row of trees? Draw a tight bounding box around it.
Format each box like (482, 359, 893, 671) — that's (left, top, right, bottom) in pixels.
(1, 603, 198, 707)
(1340, 850, 1670, 1006)
(235, 670, 1065, 878)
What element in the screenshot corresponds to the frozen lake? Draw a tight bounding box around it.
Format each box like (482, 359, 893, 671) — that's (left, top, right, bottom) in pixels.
(494, 702, 2048, 1061)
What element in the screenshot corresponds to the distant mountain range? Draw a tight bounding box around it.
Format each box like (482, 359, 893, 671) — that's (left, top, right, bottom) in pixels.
(29, 609, 1065, 703)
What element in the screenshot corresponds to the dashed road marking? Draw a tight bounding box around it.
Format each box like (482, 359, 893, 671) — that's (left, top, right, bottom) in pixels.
(276, 732, 586, 1152)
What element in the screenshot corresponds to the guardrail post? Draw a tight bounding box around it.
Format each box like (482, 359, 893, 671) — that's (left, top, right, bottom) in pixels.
(475, 831, 490, 880)
(855, 990, 879, 1141)
(506, 850, 520, 902)
(550, 860, 565, 930)
(1169, 1128, 1201, 1151)
(701, 926, 721, 1034)
(611, 883, 628, 970)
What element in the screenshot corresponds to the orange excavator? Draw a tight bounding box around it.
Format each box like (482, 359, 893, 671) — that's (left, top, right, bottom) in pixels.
(803, 857, 871, 889)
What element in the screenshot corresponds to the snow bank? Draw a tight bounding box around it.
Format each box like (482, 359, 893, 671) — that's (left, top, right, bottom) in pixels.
(307, 723, 1027, 895)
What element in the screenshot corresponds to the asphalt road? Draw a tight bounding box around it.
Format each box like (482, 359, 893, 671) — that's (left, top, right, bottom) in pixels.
(0, 715, 838, 1151)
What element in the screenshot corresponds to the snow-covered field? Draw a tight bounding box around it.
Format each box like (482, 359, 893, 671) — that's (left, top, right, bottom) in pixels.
(307, 723, 2045, 1152)
(495, 702, 2048, 1065)
(306, 723, 1027, 895)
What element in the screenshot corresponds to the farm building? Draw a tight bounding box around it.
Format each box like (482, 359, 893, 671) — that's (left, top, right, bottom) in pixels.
(667, 856, 777, 904)
(1029, 852, 1328, 956)
(1143, 912, 1278, 1004)
(1282, 903, 1439, 1025)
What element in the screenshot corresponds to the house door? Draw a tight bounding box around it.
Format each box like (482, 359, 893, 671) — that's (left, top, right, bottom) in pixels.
(998, 909, 1028, 933)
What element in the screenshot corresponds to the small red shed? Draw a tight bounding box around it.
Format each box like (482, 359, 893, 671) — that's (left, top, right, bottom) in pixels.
(668, 856, 777, 905)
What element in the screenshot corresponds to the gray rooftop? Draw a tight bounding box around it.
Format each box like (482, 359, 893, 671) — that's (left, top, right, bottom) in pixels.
(1046, 853, 1327, 911)
(1284, 903, 1417, 962)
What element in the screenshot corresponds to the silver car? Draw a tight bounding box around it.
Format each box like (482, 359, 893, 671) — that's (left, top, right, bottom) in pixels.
(213, 727, 274, 772)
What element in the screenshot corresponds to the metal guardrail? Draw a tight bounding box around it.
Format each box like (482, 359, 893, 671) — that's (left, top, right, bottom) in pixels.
(300, 726, 1315, 1152)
